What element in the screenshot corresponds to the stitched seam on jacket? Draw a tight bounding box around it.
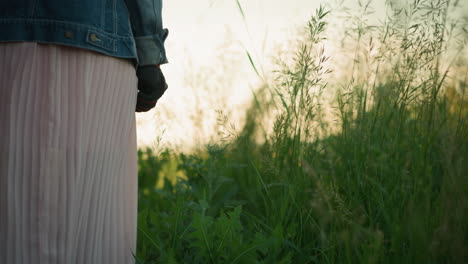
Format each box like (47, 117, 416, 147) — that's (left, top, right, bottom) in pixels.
(0, 18, 133, 40)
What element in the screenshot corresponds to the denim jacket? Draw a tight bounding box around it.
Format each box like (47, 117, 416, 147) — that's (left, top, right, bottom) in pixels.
(0, 0, 168, 67)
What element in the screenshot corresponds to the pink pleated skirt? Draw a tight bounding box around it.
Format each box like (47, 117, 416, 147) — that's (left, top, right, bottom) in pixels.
(0, 42, 139, 264)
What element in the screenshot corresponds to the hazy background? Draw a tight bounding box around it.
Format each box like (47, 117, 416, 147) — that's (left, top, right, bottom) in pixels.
(135, 0, 467, 151)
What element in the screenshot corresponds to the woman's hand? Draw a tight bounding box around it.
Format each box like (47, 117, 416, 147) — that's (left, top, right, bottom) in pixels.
(135, 65, 168, 112)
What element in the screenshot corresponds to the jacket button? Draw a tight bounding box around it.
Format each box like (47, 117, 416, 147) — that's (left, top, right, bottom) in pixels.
(90, 33, 100, 42)
(64, 31, 73, 39)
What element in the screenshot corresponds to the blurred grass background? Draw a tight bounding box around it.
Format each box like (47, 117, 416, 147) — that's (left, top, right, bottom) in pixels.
(135, 1, 467, 263)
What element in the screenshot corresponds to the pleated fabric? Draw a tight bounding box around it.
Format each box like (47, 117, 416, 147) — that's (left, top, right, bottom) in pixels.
(0, 42, 139, 264)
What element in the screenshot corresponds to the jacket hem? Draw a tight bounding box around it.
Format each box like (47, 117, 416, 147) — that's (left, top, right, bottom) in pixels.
(0, 18, 139, 67)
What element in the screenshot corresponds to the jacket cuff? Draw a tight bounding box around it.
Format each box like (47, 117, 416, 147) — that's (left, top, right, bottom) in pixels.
(134, 29, 169, 66)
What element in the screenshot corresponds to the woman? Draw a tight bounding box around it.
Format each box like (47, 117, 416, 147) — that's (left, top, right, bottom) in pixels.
(0, 0, 168, 263)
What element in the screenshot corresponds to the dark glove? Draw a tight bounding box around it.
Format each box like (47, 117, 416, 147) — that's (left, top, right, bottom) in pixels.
(135, 65, 168, 112)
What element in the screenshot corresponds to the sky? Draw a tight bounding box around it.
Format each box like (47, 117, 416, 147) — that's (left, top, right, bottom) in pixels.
(135, 0, 467, 151)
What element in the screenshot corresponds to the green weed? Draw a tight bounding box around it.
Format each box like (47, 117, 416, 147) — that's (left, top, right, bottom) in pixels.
(135, 1, 467, 263)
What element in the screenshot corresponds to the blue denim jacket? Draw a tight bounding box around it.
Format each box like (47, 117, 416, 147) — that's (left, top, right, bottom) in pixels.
(0, 0, 168, 67)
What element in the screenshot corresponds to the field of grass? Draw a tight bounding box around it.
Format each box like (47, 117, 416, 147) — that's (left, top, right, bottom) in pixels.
(135, 1, 467, 263)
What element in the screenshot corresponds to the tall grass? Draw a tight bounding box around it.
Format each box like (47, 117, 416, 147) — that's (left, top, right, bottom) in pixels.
(135, 1, 467, 263)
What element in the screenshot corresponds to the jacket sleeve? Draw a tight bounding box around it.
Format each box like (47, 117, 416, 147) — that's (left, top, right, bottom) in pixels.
(124, 0, 169, 66)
